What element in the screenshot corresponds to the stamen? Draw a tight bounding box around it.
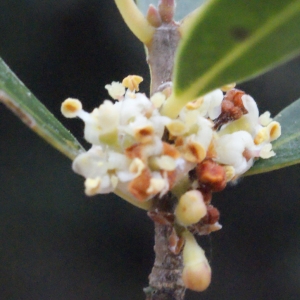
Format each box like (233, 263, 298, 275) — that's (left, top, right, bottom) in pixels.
(105, 81, 125, 100)
(61, 98, 82, 118)
(122, 75, 143, 91)
(84, 177, 101, 196)
(267, 121, 281, 141)
(167, 120, 188, 136)
(221, 83, 236, 92)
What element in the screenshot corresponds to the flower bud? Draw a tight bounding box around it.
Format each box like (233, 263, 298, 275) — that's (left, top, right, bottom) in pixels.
(182, 231, 211, 292)
(175, 190, 207, 226)
(196, 159, 226, 192)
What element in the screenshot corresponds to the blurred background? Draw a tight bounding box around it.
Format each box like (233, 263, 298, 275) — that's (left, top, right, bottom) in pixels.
(0, 1, 300, 299)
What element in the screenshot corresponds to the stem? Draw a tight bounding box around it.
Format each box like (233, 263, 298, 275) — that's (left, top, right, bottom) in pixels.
(145, 223, 186, 300)
(146, 22, 181, 95)
(145, 191, 187, 300)
(116, 1, 186, 299)
(143, 2, 185, 299)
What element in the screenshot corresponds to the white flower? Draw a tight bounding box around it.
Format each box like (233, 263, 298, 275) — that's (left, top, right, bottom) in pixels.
(105, 81, 125, 100)
(218, 94, 259, 137)
(63, 76, 281, 202)
(215, 131, 256, 175)
(72, 146, 108, 178)
(259, 111, 272, 126)
(78, 100, 120, 146)
(260, 143, 275, 159)
(202, 89, 223, 119)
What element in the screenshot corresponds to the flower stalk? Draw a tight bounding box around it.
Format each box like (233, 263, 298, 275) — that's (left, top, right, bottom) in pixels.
(114, 0, 155, 44)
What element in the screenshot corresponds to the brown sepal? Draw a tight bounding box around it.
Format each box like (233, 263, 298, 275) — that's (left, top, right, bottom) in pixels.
(148, 209, 175, 225)
(168, 228, 185, 255)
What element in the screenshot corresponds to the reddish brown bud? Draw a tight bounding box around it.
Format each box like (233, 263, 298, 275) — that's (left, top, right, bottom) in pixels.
(146, 4, 162, 27)
(196, 160, 226, 192)
(214, 89, 248, 129)
(201, 191, 212, 204)
(225, 89, 247, 113)
(158, 0, 175, 23)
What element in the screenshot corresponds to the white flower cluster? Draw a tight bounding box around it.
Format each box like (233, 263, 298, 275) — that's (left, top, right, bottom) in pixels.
(61, 76, 281, 203)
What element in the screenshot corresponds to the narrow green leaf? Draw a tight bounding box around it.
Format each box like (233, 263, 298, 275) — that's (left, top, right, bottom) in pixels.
(0, 58, 85, 160)
(246, 99, 300, 176)
(164, 0, 300, 117)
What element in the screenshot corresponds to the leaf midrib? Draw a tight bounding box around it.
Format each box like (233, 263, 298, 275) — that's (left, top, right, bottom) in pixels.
(177, 0, 300, 99)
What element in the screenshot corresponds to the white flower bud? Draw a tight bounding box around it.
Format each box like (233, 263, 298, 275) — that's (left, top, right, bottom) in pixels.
(175, 190, 207, 226)
(182, 231, 211, 292)
(259, 111, 272, 126)
(150, 92, 165, 108)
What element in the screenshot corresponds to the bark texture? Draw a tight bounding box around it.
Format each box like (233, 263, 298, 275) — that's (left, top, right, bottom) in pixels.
(145, 223, 186, 300)
(146, 22, 181, 95)
(144, 2, 184, 299)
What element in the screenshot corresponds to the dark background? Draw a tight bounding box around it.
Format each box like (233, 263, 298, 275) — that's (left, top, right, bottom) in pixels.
(0, 1, 300, 299)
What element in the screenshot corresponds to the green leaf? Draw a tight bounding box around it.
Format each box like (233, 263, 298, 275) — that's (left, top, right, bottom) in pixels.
(136, 0, 206, 21)
(0, 58, 85, 160)
(246, 99, 300, 176)
(163, 0, 300, 117)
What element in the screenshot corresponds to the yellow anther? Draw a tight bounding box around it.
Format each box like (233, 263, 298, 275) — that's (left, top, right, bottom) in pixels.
(110, 175, 119, 189)
(146, 178, 166, 194)
(254, 128, 269, 145)
(166, 120, 188, 136)
(149, 155, 176, 171)
(224, 166, 235, 182)
(122, 75, 143, 91)
(129, 158, 145, 177)
(84, 177, 101, 196)
(182, 141, 206, 163)
(61, 98, 82, 118)
(185, 97, 203, 110)
(221, 83, 236, 92)
(134, 125, 154, 144)
(267, 121, 281, 141)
